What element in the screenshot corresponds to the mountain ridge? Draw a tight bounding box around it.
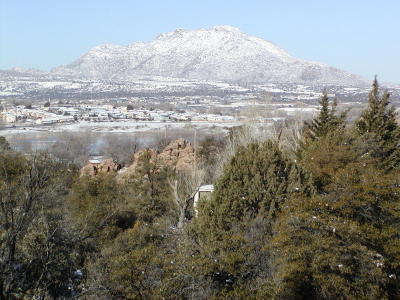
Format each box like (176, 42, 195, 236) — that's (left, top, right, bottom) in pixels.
(23, 26, 371, 86)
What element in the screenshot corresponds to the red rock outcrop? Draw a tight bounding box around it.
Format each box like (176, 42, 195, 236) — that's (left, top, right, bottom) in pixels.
(80, 139, 196, 179)
(158, 138, 195, 172)
(119, 138, 196, 180)
(80, 158, 122, 177)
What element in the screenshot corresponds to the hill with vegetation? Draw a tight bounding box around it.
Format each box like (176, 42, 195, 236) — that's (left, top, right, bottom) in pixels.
(0, 79, 399, 299)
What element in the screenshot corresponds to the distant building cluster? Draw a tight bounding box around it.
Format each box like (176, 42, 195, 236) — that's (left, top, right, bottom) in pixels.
(0, 103, 236, 125)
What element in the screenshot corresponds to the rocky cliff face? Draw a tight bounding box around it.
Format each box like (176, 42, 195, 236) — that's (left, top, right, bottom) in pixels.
(52, 26, 366, 86)
(127, 138, 196, 174)
(157, 138, 196, 172)
(80, 139, 196, 178)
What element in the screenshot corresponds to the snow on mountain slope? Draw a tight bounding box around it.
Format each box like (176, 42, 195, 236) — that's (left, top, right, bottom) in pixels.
(52, 25, 366, 86)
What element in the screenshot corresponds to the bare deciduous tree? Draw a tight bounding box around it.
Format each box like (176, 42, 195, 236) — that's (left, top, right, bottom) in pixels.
(168, 168, 205, 229)
(50, 130, 94, 166)
(100, 134, 140, 165)
(214, 110, 309, 177)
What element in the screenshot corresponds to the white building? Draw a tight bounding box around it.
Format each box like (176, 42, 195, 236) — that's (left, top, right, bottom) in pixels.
(1, 112, 17, 123)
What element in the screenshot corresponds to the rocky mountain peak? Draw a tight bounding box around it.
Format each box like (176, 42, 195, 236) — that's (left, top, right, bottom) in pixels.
(51, 26, 366, 86)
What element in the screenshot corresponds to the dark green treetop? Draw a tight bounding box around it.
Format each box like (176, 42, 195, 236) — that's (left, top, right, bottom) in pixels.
(303, 90, 346, 142)
(0, 136, 10, 151)
(355, 77, 400, 171)
(198, 140, 314, 233)
(269, 163, 400, 300)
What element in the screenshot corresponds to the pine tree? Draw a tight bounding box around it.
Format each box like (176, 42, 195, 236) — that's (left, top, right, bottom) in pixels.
(298, 91, 355, 192)
(181, 140, 314, 298)
(206, 140, 314, 231)
(356, 77, 400, 171)
(125, 150, 174, 223)
(269, 163, 400, 299)
(85, 219, 173, 299)
(303, 90, 346, 143)
(68, 173, 124, 242)
(299, 130, 362, 192)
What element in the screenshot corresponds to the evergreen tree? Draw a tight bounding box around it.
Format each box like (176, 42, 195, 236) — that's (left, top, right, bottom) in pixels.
(208, 140, 313, 231)
(355, 77, 400, 171)
(269, 163, 400, 300)
(85, 218, 174, 299)
(0, 152, 79, 298)
(0, 136, 10, 151)
(303, 90, 346, 143)
(68, 173, 124, 243)
(125, 149, 174, 223)
(298, 91, 353, 192)
(299, 130, 362, 192)
(180, 140, 314, 298)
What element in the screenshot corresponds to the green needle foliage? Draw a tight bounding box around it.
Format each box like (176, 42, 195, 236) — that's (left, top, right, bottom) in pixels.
(125, 149, 174, 223)
(355, 77, 400, 171)
(206, 140, 314, 232)
(0, 152, 79, 299)
(181, 140, 314, 298)
(269, 163, 400, 300)
(302, 90, 346, 144)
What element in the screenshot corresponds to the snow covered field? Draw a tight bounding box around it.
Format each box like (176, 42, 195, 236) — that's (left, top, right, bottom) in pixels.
(1, 120, 241, 153)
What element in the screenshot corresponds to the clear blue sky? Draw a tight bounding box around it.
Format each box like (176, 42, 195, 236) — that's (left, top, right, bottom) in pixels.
(1, 0, 399, 83)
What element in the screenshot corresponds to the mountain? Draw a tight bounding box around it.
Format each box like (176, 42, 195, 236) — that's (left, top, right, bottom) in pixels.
(51, 25, 366, 86)
(0, 67, 47, 78)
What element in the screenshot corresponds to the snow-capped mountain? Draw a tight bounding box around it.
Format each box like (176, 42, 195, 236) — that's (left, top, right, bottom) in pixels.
(52, 25, 366, 86)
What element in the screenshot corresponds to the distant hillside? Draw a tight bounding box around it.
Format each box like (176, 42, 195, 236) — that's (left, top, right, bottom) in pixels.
(51, 25, 367, 86)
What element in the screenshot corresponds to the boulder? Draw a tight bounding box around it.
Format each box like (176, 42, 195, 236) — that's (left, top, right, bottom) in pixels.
(158, 138, 195, 172)
(80, 158, 121, 177)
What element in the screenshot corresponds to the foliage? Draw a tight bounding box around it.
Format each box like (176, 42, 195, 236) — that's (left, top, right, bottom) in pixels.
(0, 136, 10, 151)
(355, 77, 400, 171)
(125, 150, 174, 223)
(67, 173, 126, 244)
(197, 136, 225, 183)
(300, 90, 346, 153)
(177, 140, 313, 298)
(85, 218, 174, 299)
(207, 140, 313, 232)
(299, 130, 364, 192)
(269, 164, 400, 300)
(1, 78, 400, 299)
(0, 152, 79, 298)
